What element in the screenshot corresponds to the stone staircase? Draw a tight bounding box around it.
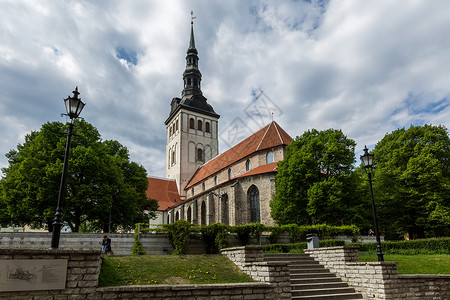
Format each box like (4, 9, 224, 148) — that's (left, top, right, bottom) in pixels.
(264, 253, 362, 300)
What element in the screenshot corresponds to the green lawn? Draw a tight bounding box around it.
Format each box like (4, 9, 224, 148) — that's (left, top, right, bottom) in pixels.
(98, 255, 253, 286)
(358, 254, 450, 274)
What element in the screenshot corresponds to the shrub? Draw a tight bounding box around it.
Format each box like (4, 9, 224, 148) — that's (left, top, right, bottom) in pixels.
(200, 223, 230, 254)
(264, 239, 344, 253)
(352, 237, 450, 254)
(162, 220, 196, 255)
(232, 223, 266, 245)
(131, 223, 147, 255)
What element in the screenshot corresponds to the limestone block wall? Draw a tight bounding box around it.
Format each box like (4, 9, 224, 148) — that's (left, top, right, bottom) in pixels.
(221, 246, 291, 300)
(0, 249, 102, 300)
(305, 246, 450, 300)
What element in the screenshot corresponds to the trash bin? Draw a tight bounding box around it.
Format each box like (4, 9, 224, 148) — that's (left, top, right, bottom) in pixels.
(306, 233, 319, 249)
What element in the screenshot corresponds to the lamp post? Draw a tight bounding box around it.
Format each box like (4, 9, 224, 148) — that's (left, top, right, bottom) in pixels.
(360, 146, 384, 262)
(51, 87, 85, 249)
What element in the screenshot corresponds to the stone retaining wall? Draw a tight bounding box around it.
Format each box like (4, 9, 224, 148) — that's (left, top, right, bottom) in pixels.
(221, 246, 291, 299)
(0, 249, 102, 300)
(0, 248, 288, 299)
(0, 232, 289, 256)
(305, 246, 450, 300)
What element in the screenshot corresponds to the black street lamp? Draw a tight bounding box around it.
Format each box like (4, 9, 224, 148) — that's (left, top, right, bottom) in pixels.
(360, 145, 384, 262)
(51, 87, 85, 249)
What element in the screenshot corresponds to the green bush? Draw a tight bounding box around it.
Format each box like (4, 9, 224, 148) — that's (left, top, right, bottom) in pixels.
(162, 220, 196, 255)
(352, 237, 450, 254)
(264, 239, 345, 253)
(232, 223, 266, 245)
(131, 223, 147, 255)
(200, 223, 230, 254)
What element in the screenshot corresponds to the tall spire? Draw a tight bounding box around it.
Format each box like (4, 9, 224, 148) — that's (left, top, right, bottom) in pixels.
(182, 11, 202, 98)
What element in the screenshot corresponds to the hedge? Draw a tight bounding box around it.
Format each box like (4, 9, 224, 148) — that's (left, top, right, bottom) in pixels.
(264, 239, 345, 253)
(351, 237, 450, 254)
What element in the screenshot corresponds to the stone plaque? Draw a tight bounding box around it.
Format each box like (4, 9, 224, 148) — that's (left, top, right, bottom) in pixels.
(0, 259, 67, 291)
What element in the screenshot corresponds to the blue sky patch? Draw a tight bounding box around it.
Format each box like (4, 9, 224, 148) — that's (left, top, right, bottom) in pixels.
(115, 47, 138, 66)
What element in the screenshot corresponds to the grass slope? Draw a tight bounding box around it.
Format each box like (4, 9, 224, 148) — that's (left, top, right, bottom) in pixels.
(358, 254, 450, 274)
(98, 255, 253, 286)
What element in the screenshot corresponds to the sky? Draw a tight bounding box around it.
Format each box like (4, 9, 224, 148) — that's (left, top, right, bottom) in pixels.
(1, 0, 449, 178)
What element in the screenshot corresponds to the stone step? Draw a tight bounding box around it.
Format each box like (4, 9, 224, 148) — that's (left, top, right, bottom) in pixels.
(292, 293, 363, 300)
(291, 281, 349, 290)
(290, 272, 336, 279)
(290, 267, 329, 274)
(288, 260, 321, 266)
(291, 277, 342, 285)
(292, 287, 357, 297)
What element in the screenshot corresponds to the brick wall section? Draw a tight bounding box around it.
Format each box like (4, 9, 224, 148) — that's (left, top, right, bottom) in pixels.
(221, 246, 291, 300)
(0, 249, 102, 300)
(305, 246, 450, 300)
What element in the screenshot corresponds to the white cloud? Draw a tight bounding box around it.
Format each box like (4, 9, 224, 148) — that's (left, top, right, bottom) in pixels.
(1, 0, 450, 177)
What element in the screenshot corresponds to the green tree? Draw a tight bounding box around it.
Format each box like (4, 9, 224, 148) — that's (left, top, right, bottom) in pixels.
(0, 120, 158, 232)
(271, 128, 367, 226)
(373, 124, 450, 239)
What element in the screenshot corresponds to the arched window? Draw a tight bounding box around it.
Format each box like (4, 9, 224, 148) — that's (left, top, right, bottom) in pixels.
(176, 119, 179, 131)
(172, 123, 175, 135)
(172, 149, 176, 165)
(175, 211, 179, 221)
(228, 169, 232, 180)
(202, 182, 205, 191)
(246, 159, 251, 171)
(197, 148, 203, 162)
(266, 151, 274, 164)
(221, 194, 229, 225)
(198, 120, 202, 131)
(190, 118, 195, 129)
(248, 185, 260, 223)
(205, 122, 210, 133)
(201, 201, 207, 225)
(187, 206, 192, 223)
(214, 176, 218, 185)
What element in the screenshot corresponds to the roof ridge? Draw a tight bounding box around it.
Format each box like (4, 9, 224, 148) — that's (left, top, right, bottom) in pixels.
(255, 122, 273, 151)
(148, 175, 176, 181)
(273, 121, 284, 144)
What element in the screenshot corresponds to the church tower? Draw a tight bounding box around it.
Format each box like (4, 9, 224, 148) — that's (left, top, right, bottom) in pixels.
(165, 16, 220, 194)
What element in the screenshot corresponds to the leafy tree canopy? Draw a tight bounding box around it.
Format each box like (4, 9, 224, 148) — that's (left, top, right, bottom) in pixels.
(373, 124, 450, 239)
(271, 128, 368, 226)
(0, 120, 158, 232)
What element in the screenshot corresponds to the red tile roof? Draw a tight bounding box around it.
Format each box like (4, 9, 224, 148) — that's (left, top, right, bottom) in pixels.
(237, 162, 278, 178)
(146, 177, 181, 211)
(185, 121, 292, 189)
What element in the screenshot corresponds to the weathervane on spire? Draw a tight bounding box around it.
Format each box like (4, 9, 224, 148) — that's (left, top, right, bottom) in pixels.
(190, 10, 196, 24)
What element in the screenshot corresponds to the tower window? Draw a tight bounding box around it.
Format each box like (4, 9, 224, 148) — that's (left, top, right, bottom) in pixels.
(172, 149, 176, 165)
(198, 120, 202, 131)
(228, 168, 232, 180)
(214, 175, 218, 185)
(205, 122, 210, 133)
(197, 148, 203, 162)
(187, 78, 192, 86)
(176, 120, 179, 131)
(190, 118, 195, 129)
(169, 127, 172, 136)
(202, 182, 205, 191)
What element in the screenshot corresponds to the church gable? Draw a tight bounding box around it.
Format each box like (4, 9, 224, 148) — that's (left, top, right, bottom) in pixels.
(185, 121, 292, 191)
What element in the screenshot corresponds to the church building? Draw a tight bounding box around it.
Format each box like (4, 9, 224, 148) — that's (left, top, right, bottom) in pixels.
(148, 19, 292, 226)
